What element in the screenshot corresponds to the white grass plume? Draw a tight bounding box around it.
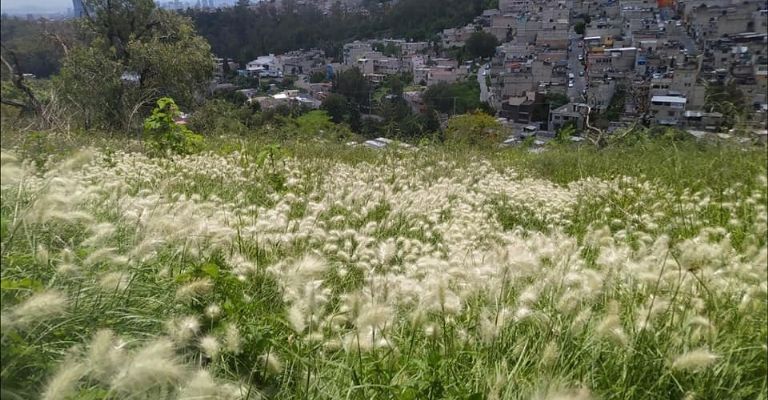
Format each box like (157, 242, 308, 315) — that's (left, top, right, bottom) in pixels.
(199, 335, 220, 358)
(41, 359, 87, 400)
(175, 278, 214, 304)
(223, 323, 242, 354)
(670, 348, 719, 372)
(110, 338, 187, 394)
(258, 352, 283, 375)
(87, 329, 126, 384)
(7, 290, 68, 330)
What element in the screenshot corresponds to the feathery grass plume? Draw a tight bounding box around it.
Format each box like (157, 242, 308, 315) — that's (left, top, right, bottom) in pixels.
(670, 348, 719, 372)
(99, 271, 132, 293)
(205, 304, 222, 320)
(0, 151, 25, 186)
(223, 322, 242, 354)
(535, 386, 594, 400)
(168, 316, 201, 344)
(540, 340, 560, 368)
(686, 316, 715, 334)
(570, 309, 592, 335)
(479, 308, 511, 343)
(81, 222, 117, 247)
(56, 148, 95, 172)
(7, 290, 68, 330)
(292, 254, 328, 282)
(594, 301, 628, 347)
(178, 369, 221, 400)
(487, 361, 508, 400)
(258, 352, 283, 375)
(35, 243, 50, 265)
(84, 247, 118, 266)
(41, 359, 87, 400)
(355, 304, 393, 330)
(87, 329, 126, 384)
(110, 338, 187, 394)
(287, 304, 307, 333)
(175, 278, 214, 304)
(199, 336, 220, 358)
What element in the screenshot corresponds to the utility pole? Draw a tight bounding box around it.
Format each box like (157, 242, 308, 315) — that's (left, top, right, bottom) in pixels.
(452, 96, 457, 116)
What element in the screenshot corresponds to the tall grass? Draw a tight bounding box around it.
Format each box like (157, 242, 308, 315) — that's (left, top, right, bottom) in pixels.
(1, 133, 766, 400)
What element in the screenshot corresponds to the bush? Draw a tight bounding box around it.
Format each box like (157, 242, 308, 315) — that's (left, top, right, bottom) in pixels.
(444, 111, 502, 146)
(143, 97, 204, 156)
(187, 99, 255, 136)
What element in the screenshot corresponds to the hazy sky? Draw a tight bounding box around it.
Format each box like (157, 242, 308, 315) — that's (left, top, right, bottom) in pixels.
(1, 0, 74, 13)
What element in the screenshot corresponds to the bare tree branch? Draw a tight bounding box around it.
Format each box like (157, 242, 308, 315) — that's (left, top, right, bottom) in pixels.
(0, 45, 42, 115)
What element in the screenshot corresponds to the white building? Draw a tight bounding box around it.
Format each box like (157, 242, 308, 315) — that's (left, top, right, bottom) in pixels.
(246, 54, 282, 78)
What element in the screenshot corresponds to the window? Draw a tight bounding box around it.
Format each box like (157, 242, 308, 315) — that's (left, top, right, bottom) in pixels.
(668, 111, 676, 116)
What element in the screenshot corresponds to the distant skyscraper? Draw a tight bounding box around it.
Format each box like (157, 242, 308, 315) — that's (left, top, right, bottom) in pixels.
(72, 0, 85, 17)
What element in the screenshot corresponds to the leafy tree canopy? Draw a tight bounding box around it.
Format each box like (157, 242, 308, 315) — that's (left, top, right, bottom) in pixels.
(58, 0, 214, 130)
(444, 111, 502, 145)
(423, 81, 482, 115)
(465, 31, 499, 59)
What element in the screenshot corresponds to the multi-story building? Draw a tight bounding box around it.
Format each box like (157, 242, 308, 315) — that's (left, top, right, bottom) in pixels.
(650, 94, 687, 125)
(549, 103, 587, 131)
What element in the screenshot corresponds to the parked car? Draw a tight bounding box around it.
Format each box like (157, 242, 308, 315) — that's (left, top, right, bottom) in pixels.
(579, 71, 584, 76)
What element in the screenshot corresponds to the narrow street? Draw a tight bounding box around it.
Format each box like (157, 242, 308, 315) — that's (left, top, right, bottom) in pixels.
(478, 64, 492, 104)
(567, 34, 587, 103)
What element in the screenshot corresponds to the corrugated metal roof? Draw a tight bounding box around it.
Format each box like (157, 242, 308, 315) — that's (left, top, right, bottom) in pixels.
(652, 96, 687, 103)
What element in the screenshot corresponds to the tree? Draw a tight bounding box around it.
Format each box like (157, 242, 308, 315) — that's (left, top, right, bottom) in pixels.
(59, 0, 213, 130)
(385, 75, 404, 96)
(309, 70, 326, 83)
(574, 22, 586, 35)
(555, 121, 576, 143)
(334, 67, 369, 109)
(705, 82, 747, 129)
(143, 97, 204, 155)
(321, 93, 351, 123)
(531, 93, 568, 121)
(443, 111, 502, 146)
(465, 31, 499, 59)
(423, 81, 481, 115)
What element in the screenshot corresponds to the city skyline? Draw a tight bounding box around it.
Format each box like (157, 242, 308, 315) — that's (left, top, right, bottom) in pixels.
(1, 0, 237, 15)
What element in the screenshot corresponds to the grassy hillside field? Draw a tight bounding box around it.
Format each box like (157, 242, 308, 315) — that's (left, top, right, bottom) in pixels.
(1, 134, 766, 400)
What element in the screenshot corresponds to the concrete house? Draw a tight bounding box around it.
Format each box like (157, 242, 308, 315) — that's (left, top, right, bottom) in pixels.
(650, 94, 687, 125)
(549, 103, 588, 131)
(246, 55, 282, 78)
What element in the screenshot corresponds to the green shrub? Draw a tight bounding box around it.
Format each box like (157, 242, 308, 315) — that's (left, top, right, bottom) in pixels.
(143, 97, 204, 156)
